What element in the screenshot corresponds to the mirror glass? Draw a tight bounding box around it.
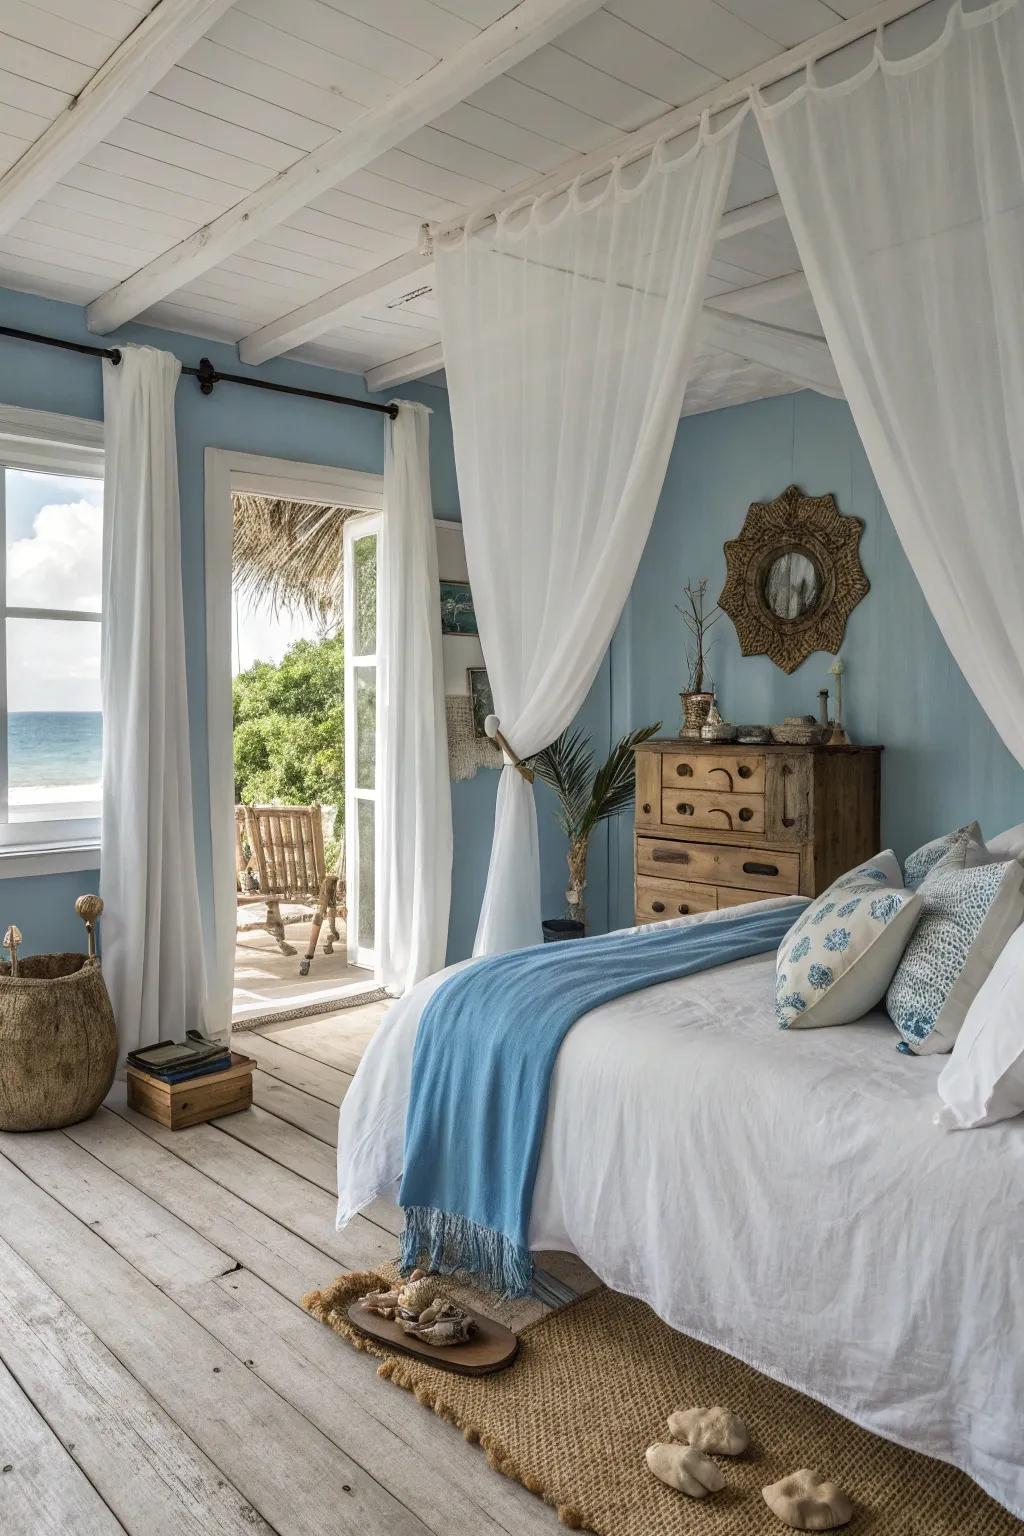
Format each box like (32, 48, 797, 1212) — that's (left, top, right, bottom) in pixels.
(763, 552, 820, 620)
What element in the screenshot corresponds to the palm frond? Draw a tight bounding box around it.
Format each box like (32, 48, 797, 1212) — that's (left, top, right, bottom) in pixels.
(232, 493, 359, 624)
(530, 728, 595, 840)
(578, 722, 661, 840)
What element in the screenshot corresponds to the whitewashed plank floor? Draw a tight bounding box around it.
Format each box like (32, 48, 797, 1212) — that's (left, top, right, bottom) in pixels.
(0, 1005, 565, 1536)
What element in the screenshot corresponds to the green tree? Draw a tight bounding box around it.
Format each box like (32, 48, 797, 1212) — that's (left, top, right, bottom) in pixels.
(233, 634, 345, 840)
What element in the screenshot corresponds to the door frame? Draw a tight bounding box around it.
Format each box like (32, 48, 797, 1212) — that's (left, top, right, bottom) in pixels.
(203, 448, 383, 1034)
(341, 511, 381, 969)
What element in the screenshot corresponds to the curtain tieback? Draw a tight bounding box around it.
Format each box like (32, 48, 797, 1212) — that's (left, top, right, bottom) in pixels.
(484, 716, 535, 783)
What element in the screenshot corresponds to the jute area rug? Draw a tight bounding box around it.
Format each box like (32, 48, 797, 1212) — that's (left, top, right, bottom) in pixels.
(302, 1270, 1022, 1536)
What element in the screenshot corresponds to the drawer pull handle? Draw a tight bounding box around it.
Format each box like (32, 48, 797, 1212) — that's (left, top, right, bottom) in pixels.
(642, 802, 651, 814)
(709, 808, 734, 828)
(739, 807, 753, 823)
(743, 860, 779, 878)
(708, 766, 734, 789)
(676, 802, 694, 816)
(652, 848, 690, 864)
(675, 763, 693, 777)
(738, 765, 753, 779)
(677, 903, 689, 915)
(651, 900, 665, 913)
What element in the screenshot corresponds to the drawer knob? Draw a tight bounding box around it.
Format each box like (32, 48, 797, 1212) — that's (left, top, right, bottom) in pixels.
(676, 802, 694, 816)
(739, 807, 753, 823)
(743, 860, 779, 878)
(642, 802, 651, 814)
(652, 848, 689, 864)
(676, 763, 693, 777)
(677, 903, 689, 915)
(738, 765, 753, 779)
(651, 900, 665, 913)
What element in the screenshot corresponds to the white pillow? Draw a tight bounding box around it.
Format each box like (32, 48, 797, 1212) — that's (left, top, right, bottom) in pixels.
(987, 821, 1024, 864)
(903, 822, 984, 891)
(775, 851, 922, 1029)
(886, 839, 1024, 1055)
(936, 925, 1024, 1127)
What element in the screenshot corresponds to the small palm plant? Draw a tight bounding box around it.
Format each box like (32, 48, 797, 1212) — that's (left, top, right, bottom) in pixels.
(531, 722, 661, 931)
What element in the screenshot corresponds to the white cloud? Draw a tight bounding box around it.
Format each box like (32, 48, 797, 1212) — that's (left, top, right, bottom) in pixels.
(7, 500, 102, 612)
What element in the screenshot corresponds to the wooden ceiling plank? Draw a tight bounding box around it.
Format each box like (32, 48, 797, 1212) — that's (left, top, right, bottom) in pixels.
(467, 75, 620, 154)
(0, 0, 237, 240)
(86, 0, 610, 334)
(179, 39, 365, 135)
(555, 10, 724, 105)
(0, 34, 94, 97)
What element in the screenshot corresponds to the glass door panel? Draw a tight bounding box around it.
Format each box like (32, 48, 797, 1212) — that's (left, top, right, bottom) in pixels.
(343, 514, 380, 969)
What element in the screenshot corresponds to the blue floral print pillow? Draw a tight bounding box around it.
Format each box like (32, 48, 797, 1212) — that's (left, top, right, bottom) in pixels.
(776, 851, 922, 1030)
(903, 822, 983, 891)
(887, 841, 1024, 1055)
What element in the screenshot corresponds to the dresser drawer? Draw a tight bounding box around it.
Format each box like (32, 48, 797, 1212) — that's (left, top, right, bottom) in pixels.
(661, 751, 765, 794)
(636, 877, 717, 923)
(637, 836, 801, 895)
(661, 787, 765, 835)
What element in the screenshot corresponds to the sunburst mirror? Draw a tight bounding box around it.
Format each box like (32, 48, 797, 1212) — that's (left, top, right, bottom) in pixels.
(719, 484, 869, 675)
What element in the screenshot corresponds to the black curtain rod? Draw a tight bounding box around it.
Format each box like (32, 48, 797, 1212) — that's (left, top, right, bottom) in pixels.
(0, 324, 398, 419)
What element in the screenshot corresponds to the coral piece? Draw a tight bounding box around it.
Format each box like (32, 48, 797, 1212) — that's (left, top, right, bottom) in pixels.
(668, 1405, 750, 1456)
(762, 1469, 853, 1530)
(398, 1299, 477, 1347)
(359, 1288, 401, 1319)
(645, 1443, 725, 1499)
(396, 1275, 441, 1316)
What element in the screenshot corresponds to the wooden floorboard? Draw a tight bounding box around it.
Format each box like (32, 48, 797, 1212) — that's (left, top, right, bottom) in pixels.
(0, 1235, 273, 1536)
(0, 1010, 563, 1534)
(0, 1352, 125, 1536)
(0, 1154, 433, 1536)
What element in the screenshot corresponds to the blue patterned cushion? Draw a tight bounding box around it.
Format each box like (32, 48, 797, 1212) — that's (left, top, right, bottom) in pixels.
(776, 852, 922, 1030)
(903, 822, 983, 891)
(886, 844, 1024, 1055)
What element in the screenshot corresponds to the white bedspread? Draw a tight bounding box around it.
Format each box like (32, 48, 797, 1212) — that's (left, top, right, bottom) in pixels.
(337, 899, 1024, 1517)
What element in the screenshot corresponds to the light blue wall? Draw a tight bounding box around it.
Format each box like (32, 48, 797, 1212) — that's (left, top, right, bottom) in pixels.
(606, 389, 1024, 929)
(0, 285, 604, 962)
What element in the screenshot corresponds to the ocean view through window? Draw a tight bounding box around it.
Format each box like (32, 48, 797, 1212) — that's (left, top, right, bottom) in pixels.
(1, 433, 103, 852)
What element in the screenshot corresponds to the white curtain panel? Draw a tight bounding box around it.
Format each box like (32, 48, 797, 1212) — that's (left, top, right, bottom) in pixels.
(101, 346, 208, 1056)
(376, 401, 453, 989)
(755, 0, 1024, 767)
(435, 115, 741, 954)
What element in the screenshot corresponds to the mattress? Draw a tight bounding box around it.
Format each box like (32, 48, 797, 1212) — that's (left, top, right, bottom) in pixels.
(336, 899, 1024, 1517)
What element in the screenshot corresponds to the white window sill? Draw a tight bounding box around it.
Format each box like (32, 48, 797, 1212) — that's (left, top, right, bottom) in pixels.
(0, 841, 101, 879)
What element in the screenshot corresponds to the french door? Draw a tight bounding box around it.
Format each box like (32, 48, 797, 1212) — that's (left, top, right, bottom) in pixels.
(343, 512, 380, 969)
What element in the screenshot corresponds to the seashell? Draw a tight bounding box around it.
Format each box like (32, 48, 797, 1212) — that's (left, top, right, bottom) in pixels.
(396, 1275, 441, 1316)
(762, 1469, 853, 1530)
(668, 1405, 749, 1456)
(359, 1287, 401, 1318)
(398, 1298, 477, 1346)
(645, 1443, 725, 1498)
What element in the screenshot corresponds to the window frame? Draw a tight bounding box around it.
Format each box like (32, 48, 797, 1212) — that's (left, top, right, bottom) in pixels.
(0, 406, 104, 871)
(342, 511, 380, 970)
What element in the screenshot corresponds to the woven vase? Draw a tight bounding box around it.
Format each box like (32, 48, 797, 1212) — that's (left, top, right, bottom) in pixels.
(679, 691, 714, 740)
(0, 954, 117, 1132)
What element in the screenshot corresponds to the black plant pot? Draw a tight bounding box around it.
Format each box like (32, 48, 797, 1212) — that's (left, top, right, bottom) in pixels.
(542, 918, 585, 943)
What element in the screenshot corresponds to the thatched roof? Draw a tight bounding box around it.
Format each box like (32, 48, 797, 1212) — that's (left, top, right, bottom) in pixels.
(232, 494, 359, 623)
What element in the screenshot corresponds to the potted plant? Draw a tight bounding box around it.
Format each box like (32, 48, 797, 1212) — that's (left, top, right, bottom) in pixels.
(532, 722, 660, 937)
(677, 578, 721, 739)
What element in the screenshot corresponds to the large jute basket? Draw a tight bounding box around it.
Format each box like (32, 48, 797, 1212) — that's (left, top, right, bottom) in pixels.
(0, 951, 117, 1132)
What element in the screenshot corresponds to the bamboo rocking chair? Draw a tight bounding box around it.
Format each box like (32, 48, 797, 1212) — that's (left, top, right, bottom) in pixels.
(235, 804, 346, 976)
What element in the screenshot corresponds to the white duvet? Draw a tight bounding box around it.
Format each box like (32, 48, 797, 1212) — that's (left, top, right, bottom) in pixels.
(337, 898, 1024, 1518)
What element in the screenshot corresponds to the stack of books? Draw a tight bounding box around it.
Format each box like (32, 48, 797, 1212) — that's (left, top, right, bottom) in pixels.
(126, 1035, 232, 1085)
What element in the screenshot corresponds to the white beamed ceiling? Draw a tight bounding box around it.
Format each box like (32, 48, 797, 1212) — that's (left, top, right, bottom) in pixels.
(0, 0, 945, 409)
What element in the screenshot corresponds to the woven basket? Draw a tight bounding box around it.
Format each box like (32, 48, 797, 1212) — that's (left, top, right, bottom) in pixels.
(0, 953, 117, 1132)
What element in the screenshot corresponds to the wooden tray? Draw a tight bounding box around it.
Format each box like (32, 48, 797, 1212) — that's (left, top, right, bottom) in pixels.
(347, 1298, 519, 1376)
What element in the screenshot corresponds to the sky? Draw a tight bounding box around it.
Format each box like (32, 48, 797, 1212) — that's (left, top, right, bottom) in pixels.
(5, 468, 102, 713)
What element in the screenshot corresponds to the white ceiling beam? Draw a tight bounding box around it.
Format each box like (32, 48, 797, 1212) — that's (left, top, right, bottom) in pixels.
(705, 271, 810, 315)
(365, 344, 445, 394)
(699, 310, 841, 398)
(239, 192, 786, 367)
(85, 0, 609, 335)
(0, 0, 237, 239)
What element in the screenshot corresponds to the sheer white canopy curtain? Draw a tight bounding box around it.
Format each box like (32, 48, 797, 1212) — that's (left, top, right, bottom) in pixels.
(436, 113, 742, 955)
(101, 345, 208, 1057)
(376, 402, 453, 991)
(755, 0, 1024, 768)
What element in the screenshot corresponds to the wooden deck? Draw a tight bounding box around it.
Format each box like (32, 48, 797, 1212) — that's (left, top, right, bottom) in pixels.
(0, 1003, 567, 1535)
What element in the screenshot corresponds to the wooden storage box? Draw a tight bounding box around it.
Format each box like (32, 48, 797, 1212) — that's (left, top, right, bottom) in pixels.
(126, 1052, 255, 1130)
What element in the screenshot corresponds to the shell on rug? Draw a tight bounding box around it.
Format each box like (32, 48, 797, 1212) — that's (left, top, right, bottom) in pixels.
(668, 1405, 750, 1456)
(645, 1443, 725, 1498)
(762, 1468, 853, 1530)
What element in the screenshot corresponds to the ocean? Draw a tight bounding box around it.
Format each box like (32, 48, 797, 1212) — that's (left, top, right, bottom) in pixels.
(9, 712, 102, 790)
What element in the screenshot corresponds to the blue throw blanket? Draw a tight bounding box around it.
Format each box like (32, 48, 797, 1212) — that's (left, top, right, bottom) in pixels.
(399, 903, 801, 1296)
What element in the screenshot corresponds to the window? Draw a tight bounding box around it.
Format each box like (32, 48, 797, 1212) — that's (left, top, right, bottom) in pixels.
(0, 418, 103, 854)
(343, 512, 379, 967)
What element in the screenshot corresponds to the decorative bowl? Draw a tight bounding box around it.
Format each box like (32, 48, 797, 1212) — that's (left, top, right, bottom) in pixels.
(771, 716, 828, 746)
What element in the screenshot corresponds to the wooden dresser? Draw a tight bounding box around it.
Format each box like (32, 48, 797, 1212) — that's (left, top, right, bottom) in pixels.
(633, 740, 882, 922)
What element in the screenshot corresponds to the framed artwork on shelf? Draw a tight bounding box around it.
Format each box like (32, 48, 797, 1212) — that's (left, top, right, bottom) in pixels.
(440, 579, 477, 636)
(467, 667, 493, 737)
